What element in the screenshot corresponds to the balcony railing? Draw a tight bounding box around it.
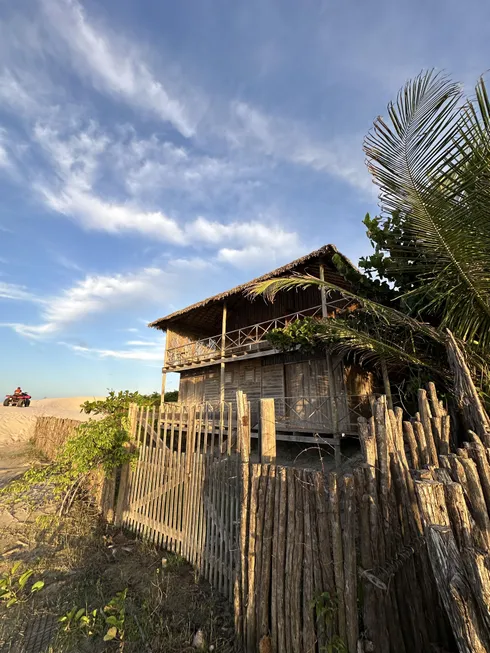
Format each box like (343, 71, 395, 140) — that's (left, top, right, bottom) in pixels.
(165, 305, 327, 369)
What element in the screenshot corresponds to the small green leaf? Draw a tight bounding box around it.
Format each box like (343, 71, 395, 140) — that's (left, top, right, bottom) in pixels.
(11, 562, 21, 575)
(103, 626, 118, 641)
(6, 597, 17, 608)
(31, 581, 45, 593)
(105, 615, 119, 626)
(18, 570, 34, 589)
(75, 608, 86, 620)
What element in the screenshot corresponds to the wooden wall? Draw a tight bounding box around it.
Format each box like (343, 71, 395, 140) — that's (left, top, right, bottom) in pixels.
(178, 353, 376, 434)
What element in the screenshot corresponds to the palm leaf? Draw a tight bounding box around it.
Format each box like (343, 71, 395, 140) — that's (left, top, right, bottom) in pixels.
(250, 274, 443, 343)
(364, 70, 490, 348)
(314, 318, 445, 376)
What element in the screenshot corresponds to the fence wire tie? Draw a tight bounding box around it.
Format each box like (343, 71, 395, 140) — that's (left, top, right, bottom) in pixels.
(359, 568, 388, 591)
(359, 536, 425, 589)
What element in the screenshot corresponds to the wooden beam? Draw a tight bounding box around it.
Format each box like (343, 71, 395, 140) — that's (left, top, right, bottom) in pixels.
(220, 302, 227, 403)
(259, 398, 277, 463)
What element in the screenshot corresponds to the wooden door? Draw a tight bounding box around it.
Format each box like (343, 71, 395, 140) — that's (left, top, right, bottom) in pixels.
(285, 359, 331, 431)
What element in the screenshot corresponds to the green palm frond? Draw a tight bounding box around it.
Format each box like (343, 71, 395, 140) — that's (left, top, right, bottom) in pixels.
(250, 274, 443, 343)
(314, 318, 445, 376)
(364, 70, 490, 348)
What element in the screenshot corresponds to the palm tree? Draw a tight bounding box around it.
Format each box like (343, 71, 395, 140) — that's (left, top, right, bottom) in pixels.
(251, 71, 490, 403)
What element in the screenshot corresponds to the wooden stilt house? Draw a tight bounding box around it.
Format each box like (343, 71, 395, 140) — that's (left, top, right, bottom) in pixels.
(149, 245, 376, 441)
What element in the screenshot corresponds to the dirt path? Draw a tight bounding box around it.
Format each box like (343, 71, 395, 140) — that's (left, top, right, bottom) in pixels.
(0, 443, 32, 490)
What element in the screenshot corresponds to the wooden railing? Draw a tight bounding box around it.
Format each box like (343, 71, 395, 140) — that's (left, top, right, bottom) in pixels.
(164, 305, 326, 369)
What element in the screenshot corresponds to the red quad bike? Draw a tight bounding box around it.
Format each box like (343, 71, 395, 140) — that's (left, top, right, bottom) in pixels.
(3, 393, 31, 407)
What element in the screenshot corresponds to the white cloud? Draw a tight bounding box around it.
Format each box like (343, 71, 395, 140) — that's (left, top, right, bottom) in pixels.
(1, 267, 174, 339)
(0, 129, 12, 169)
(0, 281, 40, 303)
(228, 102, 373, 194)
(66, 343, 162, 362)
(41, 0, 197, 137)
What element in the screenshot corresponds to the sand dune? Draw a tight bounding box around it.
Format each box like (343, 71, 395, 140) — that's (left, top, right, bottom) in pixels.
(0, 397, 104, 444)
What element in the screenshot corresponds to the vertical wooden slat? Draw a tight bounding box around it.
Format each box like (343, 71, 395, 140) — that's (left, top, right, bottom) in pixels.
(155, 404, 169, 548)
(218, 460, 227, 594)
(136, 406, 151, 538)
(183, 406, 197, 559)
(163, 407, 177, 549)
(329, 472, 346, 643)
(239, 460, 250, 641)
(271, 466, 281, 653)
(342, 474, 358, 653)
(291, 470, 304, 653)
(128, 406, 145, 532)
(246, 465, 260, 652)
(302, 470, 315, 653)
(260, 398, 277, 463)
(259, 466, 276, 644)
(146, 406, 158, 541)
(284, 466, 296, 653)
(254, 465, 268, 649)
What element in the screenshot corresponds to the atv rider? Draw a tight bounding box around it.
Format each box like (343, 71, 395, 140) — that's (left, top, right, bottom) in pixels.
(13, 387, 22, 395)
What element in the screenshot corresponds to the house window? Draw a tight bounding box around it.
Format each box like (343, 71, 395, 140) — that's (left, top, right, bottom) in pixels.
(244, 368, 255, 383)
(225, 371, 233, 384)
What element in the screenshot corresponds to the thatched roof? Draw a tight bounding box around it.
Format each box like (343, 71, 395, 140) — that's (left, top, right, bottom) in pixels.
(149, 244, 355, 333)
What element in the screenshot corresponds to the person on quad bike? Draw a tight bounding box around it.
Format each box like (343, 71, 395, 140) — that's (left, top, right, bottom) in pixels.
(13, 387, 22, 395)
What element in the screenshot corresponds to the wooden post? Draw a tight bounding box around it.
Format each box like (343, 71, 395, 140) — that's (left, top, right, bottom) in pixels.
(259, 398, 276, 463)
(237, 391, 251, 462)
(380, 358, 393, 410)
(426, 525, 490, 653)
(220, 302, 228, 404)
(161, 332, 169, 407)
(320, 262, 341, 467)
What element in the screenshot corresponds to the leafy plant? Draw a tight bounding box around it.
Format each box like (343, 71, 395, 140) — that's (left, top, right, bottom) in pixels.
(0, 562, 44, 608)
(81, 390, 161, 418)
(311, 591, 347, 653)
(0, 412, 137, 513)
(58, 589, 127, 643)
(59, 606, 98, 635)
(102, 588, 127, 642)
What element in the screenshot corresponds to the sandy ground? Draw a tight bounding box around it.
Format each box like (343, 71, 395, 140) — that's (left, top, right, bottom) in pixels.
(0, 397, 103, 445)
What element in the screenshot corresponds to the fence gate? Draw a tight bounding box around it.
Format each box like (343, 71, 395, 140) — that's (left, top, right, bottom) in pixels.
(117, 402, 241, 600)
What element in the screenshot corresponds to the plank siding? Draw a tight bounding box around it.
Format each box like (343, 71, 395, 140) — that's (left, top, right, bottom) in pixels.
(178, 352, 374, 434)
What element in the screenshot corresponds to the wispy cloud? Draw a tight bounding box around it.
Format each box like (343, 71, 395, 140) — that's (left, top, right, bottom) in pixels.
(1, 267, 174, 338)
(64, 342, 163, 361)
(41, 0, 198, 137)
(227, 102, 373, 194)
(0, 281, 40, 302)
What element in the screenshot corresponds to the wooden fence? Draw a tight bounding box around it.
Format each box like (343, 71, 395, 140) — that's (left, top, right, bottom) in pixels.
(33, 416, 81, 460)
(111, 385, 490, 653)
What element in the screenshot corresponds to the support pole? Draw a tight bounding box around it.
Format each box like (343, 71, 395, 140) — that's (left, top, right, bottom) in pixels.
(320, 263, 341, 467)
(381, 358, 393, 410)
(160, 331, 169, 408)
(220, 303, 228, 404)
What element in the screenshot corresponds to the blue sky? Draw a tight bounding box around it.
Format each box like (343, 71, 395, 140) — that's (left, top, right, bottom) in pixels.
(0, 0, 489, 398)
